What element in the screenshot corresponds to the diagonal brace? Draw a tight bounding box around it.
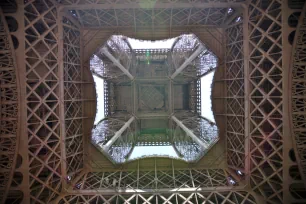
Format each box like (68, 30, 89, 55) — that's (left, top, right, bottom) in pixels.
(171, 44, 205, 79)
(172, 115, 208, 149)
(101, 47, 134, 80)
(103, 116, 135, 151)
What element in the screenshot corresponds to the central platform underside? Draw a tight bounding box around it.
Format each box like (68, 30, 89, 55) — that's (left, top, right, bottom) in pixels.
(90, 35, 219, 163)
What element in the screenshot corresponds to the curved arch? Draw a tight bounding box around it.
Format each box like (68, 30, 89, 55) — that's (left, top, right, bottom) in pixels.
(0, 8, 20, 203)
(289, 2, 306, 189)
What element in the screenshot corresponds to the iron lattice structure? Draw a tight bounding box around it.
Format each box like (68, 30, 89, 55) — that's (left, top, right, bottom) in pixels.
(0, 0, 306, 204)
(89, 33, 218, 162)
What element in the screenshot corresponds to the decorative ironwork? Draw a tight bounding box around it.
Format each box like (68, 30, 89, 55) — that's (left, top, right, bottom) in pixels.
(248, 1, 284, 203)
(290, 1, 306, 190)
(2, 1, 306, 203)
(0, 8, 19, 203)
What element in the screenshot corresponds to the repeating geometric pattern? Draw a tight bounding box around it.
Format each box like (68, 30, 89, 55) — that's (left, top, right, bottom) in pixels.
(4, 0, 306, 203)
(71, 168, 234, 191)
(248, 1, 284, 203)
(92, 118, 128, 146)
(225, 19, 245, 173)
(173, 111, 219, 161)
(90, 33, 218, 162)
(173, 122, 202, 161)
(24, 0, 62, 202)
(58, 191, 256, 204)
(140, 85, 164, 110)
(62, 16, 84, 180)
(290, 2, 306, 188)
(0, 9, 18, 203)
(171, 34, 218, 80)
(69, 8, 234, 28)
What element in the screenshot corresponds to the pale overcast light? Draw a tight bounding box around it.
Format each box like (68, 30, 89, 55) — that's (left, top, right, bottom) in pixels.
(128, 38, 176, 49)
(129, 146, 179, 160)
(201, 71, 215, 122)
(93, 75, 105, 125)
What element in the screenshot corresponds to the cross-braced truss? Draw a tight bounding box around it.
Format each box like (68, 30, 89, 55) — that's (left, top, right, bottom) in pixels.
(67, 8, 234, 28)
(248, 1, 285, 203)
(58, 191, 256, 204)
(290, 2, 306, 191)
(69, 167, 234, 191)
(24, 1, 63, 202)
(2, 0, 306, 203)
(225, 16, 245, 176)
(0, 8, 19, 203)
(62, 16, 84, 181)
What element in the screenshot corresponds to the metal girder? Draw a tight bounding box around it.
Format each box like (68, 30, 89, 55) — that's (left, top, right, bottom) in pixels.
(66, 186, 246, 194)
(101, 47, 134, 80)
(171, 45, 205, 79)
(103, 116, 135, 151)
(61, 2, 245, 10)
(171, 116, 208, 149)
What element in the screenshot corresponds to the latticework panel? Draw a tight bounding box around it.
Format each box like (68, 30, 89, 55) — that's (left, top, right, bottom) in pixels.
(67, 7, 235, 28)
(24, 0, 62, 202)
(171, 35, 217, 82)
(92, 35, 133, 83)
(92, 118, 127, 146)
(7, 1, 306, 203)
(90, 54, 125, 80)
(59, 191, 255, 204)
(0, 9, 19, 203)
(181, 116, 218, 144)
(183, 50, 217, 79)
(92, 115, 135, 163)
(108, 126, 134, 163)
(248, 1, 284, 203)
(171, 34, 206, 79)
(290, 2, 306, 188)
(71, 168, 233, 191)
(189, 80, 198, 112)
(225, 19, 245, 173)
(171, 111, 218, 162)
(173, 123, 202, 161)
(62, 16, 84, 179)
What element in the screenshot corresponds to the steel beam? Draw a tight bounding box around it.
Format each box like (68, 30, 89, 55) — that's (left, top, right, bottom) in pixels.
(171, 116, 208, 149)
(101, 47, 134, 80)
(66, 186, 246, 194)
(171, 45, 205, 79)
(103, 116, 135, 151)
(61, 2, 244, 10)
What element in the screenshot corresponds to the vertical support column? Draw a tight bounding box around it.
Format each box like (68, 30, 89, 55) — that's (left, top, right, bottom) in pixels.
(0, 6, 20, 203)
(282, 0, 299, 202)
(58, 10, 67, 188)
(242, 5, 250, 185)
(103, 116, 135, 151)
(11, 1, 30, 202)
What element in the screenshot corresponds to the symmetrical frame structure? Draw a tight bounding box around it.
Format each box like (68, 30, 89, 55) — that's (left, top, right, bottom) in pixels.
(1, 0, 306, 203)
